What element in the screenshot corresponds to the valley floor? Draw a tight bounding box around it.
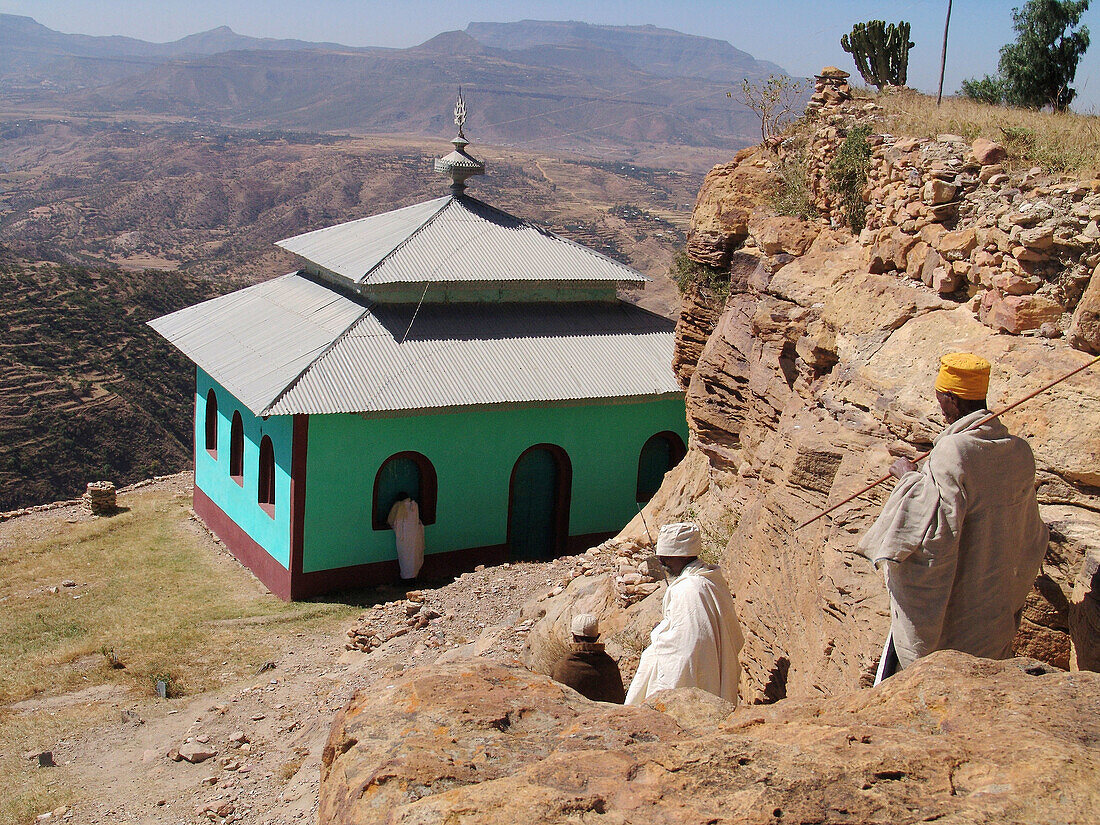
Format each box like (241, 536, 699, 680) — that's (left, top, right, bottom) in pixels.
(0, 475, 577, 825)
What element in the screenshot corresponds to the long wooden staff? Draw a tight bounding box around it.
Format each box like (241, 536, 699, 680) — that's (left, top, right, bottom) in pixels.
(796, 353, 1100, 531)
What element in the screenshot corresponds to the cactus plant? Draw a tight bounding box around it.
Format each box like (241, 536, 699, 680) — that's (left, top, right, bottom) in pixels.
(841, 20, 915, 89)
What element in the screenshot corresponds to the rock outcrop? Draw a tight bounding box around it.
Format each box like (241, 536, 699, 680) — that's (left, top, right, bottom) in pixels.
(607, 90, 1100, 702)
(320, 653, 1100, 824)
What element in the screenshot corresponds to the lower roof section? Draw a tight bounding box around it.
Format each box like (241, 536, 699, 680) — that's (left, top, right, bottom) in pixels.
(150, 272, 680, 417)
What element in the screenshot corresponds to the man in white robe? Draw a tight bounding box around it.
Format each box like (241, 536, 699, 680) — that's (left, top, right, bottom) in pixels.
(387, 493, 425, 581)
(859, 353, 1048, 681)
(625, 522, 743, 705)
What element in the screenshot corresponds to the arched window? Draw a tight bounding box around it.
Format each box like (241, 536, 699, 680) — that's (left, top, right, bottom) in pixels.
(204, 389, 218, 456)
(229, 411, 244, 485)
(372, 451, 437, 530)
(636, 431, 687, 503)
(257, 435, 275, 517)
(508, 444, 571, 560)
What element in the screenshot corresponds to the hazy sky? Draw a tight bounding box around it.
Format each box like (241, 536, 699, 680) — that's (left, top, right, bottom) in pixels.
(4, 1, 1100, 111)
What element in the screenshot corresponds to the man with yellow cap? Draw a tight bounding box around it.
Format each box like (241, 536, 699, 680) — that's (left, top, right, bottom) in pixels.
(860, 353, 1048, 683)
(625, 522, 743, 705)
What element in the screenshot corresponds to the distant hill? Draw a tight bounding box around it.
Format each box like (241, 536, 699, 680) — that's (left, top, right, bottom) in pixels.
(0, 14, 349, 97)
(465, 20, 787, 82)
(0, 15, 794, 159)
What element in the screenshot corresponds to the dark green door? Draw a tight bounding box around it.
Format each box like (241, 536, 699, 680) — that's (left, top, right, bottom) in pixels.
(636, 432, 686, 502)
(375, 456, 421, 526)
(509, 446, 567, 560)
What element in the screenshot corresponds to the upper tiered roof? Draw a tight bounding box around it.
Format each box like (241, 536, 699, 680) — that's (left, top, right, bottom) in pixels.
(275, 194, 646, 289)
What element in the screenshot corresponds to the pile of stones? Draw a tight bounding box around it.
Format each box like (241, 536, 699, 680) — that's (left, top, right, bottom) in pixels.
(344, 597, 414, 653)
(557, 539, 664, 606)
(777, 70, 1100, 348)
(803, 66, 853, 117)
(82, 481, 116, 515)
(859, 133, 1099, 337)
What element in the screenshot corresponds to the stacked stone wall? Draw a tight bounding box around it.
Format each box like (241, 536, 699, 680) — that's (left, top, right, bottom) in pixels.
(769, 93, 1100, 352)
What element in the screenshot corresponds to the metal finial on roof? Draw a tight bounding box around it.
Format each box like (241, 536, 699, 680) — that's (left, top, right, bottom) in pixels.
(454, 87, 467, 138)
(434, 88, 484, 193)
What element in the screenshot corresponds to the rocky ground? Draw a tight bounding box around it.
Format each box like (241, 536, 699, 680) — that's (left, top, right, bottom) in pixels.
(3, 476, 618, 825)
(321, 653, 1100, 824)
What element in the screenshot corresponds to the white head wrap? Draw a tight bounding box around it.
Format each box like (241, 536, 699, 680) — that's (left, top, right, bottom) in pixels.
(656, 522, 702, 557)
(570, 613, 599, 637)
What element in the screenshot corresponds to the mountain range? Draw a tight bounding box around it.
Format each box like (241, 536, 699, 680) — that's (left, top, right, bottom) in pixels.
(0, 15, 790, 160)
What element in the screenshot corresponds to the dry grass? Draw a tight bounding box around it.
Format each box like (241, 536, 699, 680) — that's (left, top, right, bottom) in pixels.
(0, 481, 361, 825)
(873, 87, 1100, 178)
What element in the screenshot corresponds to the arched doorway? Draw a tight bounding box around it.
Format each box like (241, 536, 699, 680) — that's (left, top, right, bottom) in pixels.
(372, 451, 437, 530)
(508, 444, 571, 560)
(636, 431, 687, 503)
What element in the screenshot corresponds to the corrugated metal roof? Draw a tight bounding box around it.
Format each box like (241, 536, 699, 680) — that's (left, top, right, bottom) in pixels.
(275, 197, 450, 282)
(148, 273, 368, 413)
(150, 273, 679, 417)
(265, 301, 679, 415)
(275, 194, 646, 286)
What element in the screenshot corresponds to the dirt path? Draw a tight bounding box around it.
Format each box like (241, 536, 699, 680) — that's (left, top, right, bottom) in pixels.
(16, 540, 578, 824)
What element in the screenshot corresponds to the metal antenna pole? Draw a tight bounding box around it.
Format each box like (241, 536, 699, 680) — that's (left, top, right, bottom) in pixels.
(937, 0, 953, 105)
(796, 354, 1100, 531)
(635, 502, 654, 544)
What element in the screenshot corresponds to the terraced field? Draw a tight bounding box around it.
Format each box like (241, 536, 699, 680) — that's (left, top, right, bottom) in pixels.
(0, 259, 227, 510)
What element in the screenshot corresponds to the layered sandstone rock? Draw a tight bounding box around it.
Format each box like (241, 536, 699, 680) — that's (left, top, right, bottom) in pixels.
(320, 653, 1100, 824)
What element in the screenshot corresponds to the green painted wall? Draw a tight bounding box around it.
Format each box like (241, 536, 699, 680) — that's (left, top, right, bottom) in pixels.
(301, 396, 686, 572)
(194, 370, 294, 569)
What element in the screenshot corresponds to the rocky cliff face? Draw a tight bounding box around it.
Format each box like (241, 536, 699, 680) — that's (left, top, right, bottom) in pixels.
(622, 94, 1100, 703)
(320, 653, 1100, 824)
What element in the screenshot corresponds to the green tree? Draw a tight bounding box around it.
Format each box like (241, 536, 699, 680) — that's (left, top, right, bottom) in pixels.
(961, 1, 1090, 111)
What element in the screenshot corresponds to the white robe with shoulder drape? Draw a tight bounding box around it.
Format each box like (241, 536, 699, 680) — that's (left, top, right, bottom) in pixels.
(625, 560, 743, 705)
(387, 498, 425, 580)
(859, 410, 1048, 670)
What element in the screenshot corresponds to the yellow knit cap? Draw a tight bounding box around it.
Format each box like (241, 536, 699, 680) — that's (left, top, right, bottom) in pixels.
(934, 353, 991, 400)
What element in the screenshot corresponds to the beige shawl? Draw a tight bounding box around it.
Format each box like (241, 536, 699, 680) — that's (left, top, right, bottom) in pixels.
(860, 411, 1048, 669)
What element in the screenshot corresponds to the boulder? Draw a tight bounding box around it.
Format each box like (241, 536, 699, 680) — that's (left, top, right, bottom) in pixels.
(980, 292, 1064, 333)
(686, 159, 772, 267)
(868, 227, 918, 273)
(991, 271, 1040, 295)
(971, 137, 1007, 165)
(932, 266, 960, 294)
(935, 227, 977, 260)
(923, 179, 957, 205)
(1071, 548, 1100, 670)
(320, 655, 1100, 824)
(748, 214, 821, 257)
(1068, 265, 1100, 353)
(177, 742, 216, 764)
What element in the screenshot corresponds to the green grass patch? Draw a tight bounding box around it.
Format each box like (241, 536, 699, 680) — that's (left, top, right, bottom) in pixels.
(827, 124, 874, 233)
(669, 251, 730, 302)
(0, 481, 362, 823)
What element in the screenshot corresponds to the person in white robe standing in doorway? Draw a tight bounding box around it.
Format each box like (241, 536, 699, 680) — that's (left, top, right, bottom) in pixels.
(859, 353, 1048, 683)
(625, 522, 743, 705)
(387, 492, 425, 581)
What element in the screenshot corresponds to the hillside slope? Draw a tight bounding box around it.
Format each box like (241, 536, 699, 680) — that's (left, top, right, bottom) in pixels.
(0, 260, 224, 510)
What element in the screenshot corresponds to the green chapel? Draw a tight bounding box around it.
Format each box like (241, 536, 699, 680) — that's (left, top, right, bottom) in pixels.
(150, 97, 686, 599)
